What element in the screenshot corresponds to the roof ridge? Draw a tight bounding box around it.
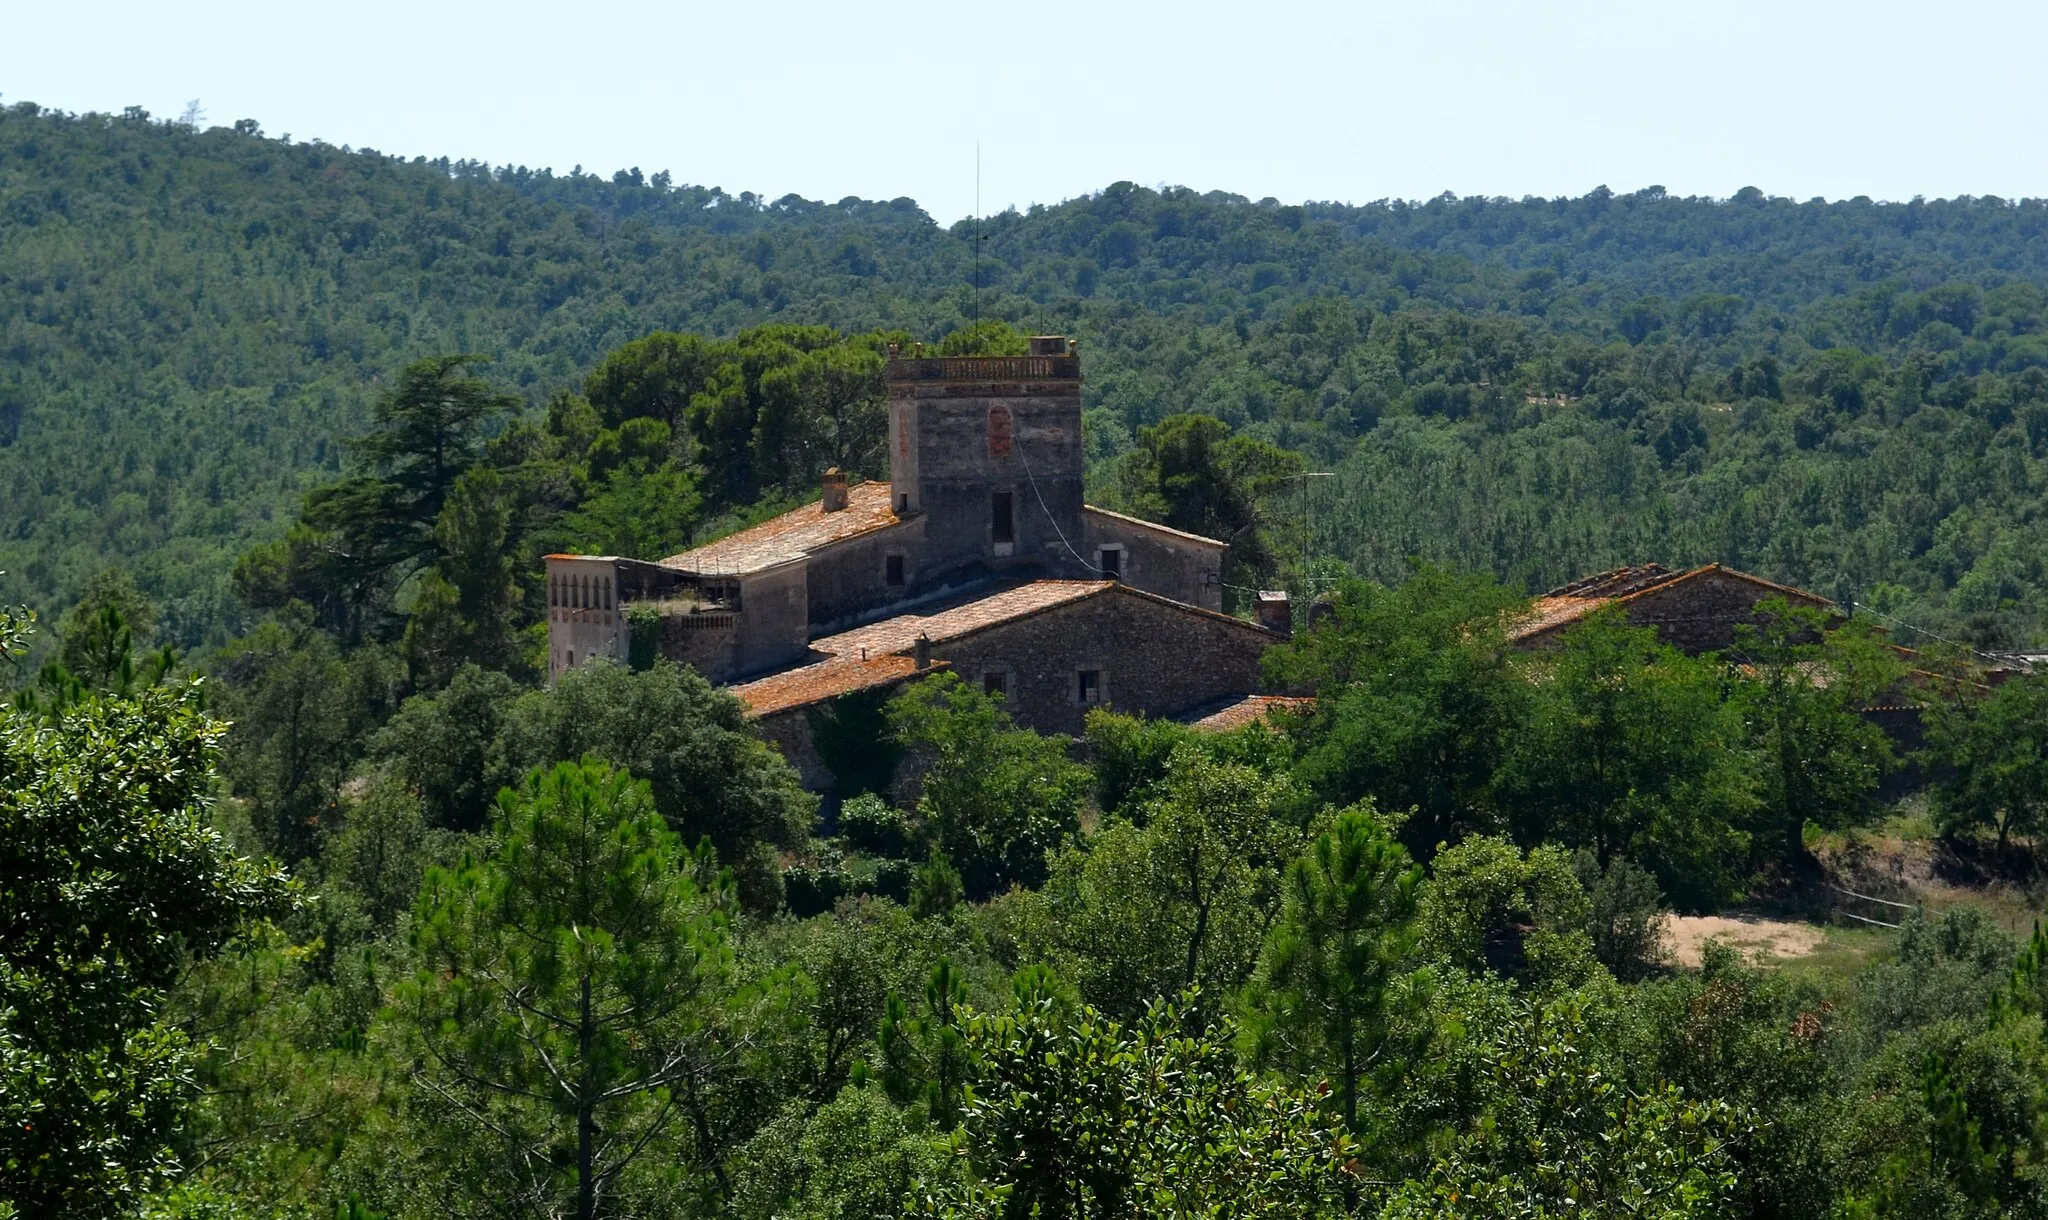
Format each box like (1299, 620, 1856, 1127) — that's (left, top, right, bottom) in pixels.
(1079, 504, 1228, 548)
(1107, 581, 1287, 636)
(1611, 563, 1833, 608)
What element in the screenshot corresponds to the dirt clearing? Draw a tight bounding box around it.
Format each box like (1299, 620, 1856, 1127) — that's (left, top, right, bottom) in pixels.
(1663, 913, 1828, 967)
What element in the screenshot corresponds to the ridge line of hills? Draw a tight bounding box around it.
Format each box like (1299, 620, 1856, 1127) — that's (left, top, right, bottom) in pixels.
(3, 101, 2047, 651)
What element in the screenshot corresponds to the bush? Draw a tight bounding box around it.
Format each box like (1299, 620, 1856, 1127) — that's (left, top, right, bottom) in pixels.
(838, 792, 917, 858)
(1574, 851, 1670, 980)
(784, 860, 855, 919)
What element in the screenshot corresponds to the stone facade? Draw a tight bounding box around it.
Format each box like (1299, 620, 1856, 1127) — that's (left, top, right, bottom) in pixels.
(1511, 563, 1833, 656)
(543, 337, 1277, 785)
(1079, 507, 1225, 611)
(545, 555, 625, 673)
(1615, 568, 1831, 654)
(546, 336, 1240, 692)
(732, 581, 1280, 790)
(928, 584, 1272, 737)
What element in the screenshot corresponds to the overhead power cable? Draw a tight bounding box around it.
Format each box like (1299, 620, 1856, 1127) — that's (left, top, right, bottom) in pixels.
(1850, 601, 2014, 667)
(1017, 445, 1113, 576)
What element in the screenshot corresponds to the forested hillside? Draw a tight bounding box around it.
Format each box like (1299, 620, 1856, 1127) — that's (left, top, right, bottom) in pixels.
(18, 100, 2048, 1220)
(5, 101, 2048, 650)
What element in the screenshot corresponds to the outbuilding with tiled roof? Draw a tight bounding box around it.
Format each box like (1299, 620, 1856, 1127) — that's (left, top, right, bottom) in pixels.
(1509, 563, 1833, 654)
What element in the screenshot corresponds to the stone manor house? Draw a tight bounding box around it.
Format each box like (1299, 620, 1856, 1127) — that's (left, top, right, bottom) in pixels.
(544, 337, 1291, 789)
(544, 336, 1864, 791)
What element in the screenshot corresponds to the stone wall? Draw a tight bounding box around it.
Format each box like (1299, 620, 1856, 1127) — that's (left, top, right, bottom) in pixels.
(886, 353, 1089, 587)
(651, 607, 742, 682)
(1622, 570, 1830, 655)
(546, 556, 625, 680)
(642, 561, 811, 683)
(1080, 507, 1226, 611)
(802, 515, 930, 631)
(730, 561, 812, 679)
(755, 707, 835, 791)
(930, 585, 1276, 738)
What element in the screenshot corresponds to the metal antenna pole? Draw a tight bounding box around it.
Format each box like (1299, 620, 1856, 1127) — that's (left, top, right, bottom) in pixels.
(973, 140, 981, 349)
(1293, 471, 1335, 590)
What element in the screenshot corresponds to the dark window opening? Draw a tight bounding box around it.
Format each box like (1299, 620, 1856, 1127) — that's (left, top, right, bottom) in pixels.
(885, 554, 906, 586)
(1098, 548, 1121, 580)
(983, 671, 1007, 698)
(1077, 669, 1101, 705)
(991, 491, 1015, 545)
(898, 493, 909, 513)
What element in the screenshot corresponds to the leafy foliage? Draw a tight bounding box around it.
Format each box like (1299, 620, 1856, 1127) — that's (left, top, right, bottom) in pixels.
(886, 674, 1087, 901)
(15, 104, 2048, 1220)
(9, 105, 2048, 659)
(0, 664, 288, 1216)
(1926, 672, 2048, 848)
(914, 991, 1358, 1219)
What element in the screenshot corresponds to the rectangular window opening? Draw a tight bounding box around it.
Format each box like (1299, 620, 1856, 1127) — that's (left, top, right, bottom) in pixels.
(1077, 669, 1101, 705)
(983, 671, 1007, 698)
(885, 554, 906, 587)
(1098, 548, 1121, 580)
(991, 491, 1015, 546)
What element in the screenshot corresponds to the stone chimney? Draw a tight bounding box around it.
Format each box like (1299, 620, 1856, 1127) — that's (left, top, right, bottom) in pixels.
(820, 467, 848, 513)
(1255, 590, 1293, 636)
(913, 632, 932, 670)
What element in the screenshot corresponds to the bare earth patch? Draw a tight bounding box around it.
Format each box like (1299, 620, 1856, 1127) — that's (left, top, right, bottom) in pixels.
(1663, 914, 1827, 968)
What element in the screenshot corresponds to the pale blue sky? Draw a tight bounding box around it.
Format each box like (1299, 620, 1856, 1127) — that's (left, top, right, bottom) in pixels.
(4, 0, 2042, 223)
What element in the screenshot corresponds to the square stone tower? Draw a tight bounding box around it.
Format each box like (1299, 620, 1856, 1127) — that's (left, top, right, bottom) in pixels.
(884, 336, 1087, 577)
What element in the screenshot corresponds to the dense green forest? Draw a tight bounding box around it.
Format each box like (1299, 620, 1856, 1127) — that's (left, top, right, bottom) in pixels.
(5, 102, 2048, 651)
(14, 551, 2048, 1218)
(11, 101, 2048, 1219)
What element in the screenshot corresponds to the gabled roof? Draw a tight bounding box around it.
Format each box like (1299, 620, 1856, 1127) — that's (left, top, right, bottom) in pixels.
(732, 581, 1114, 718)
(731, 579, 1280, 720)
(809, 581, 1115, 658)
(1511, 563, 1833, 645)
(1518, 596, 1610, 638)
(661, 480, 903, 576)
(725, 654, 937, 720)
(1543, 563, 1687, 599)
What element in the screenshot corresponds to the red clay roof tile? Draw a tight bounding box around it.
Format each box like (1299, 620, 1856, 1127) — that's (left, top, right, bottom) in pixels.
(731, 581, 1115, 718)
(729, 654, 937, 719)
(1183, 694, 1314, 733)
(662, 481, 902, 575)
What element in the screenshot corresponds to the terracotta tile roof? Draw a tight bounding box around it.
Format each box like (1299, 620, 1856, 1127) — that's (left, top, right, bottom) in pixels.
(1543, 563, 1686, 599)
(729, 654, 937, 719)
(1635, 563, 1830, 609)
(808, 581, 1115, 659)
(662, 481, 902, 575)
(732, 582, 1114, 718)
(1182, 694, 1314, 733)
(1515, 596, 1612, 639)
